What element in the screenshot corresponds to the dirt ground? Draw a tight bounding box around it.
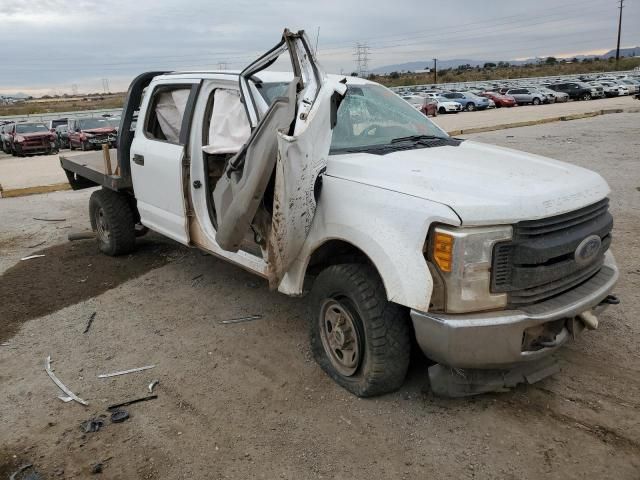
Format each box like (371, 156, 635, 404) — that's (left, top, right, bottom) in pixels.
(1, 113, 639, 479)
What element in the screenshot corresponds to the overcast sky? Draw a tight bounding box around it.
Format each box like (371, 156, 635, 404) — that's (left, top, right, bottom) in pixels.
(1, 0, 638, 95)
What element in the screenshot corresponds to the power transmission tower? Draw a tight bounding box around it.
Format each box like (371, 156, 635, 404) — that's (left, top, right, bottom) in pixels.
(616, 0, 624, 64)
(217, 62, 228, 70)
(71, 84, 78, 96)
(101, 78, 109, 94)
(353, 43, 371, 77)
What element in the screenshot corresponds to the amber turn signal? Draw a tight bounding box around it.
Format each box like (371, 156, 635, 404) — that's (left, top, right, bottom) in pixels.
(433, 232, 453, 272)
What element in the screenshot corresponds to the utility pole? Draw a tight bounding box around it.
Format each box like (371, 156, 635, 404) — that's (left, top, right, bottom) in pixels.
(433, 58, 438, 84)
(616, 0, 624, 64)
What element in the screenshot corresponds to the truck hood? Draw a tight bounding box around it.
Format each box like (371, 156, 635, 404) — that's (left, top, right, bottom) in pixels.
(21, 132, 51, 139)
(325, 140, 610, 225)
(83, 127, 116, 135)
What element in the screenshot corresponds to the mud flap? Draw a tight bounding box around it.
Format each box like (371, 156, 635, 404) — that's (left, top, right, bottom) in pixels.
(428, 357, 560, 398)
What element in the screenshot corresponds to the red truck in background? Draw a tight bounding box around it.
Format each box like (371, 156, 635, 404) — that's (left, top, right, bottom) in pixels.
(68, 117, 118, 151)
(6, 122, 57, 156)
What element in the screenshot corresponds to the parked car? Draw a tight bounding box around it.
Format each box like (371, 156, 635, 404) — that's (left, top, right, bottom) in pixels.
(619, 79, 639, 95)
(59, 30, 619, 398)
(432, 95, 463, 114)
(55, 124, 70, 149)
(401, 95, 438, 117)
(527, 87, 555, 104)
(481, 91, 517, 107)
(440, 91, 490, 111)
(590, 81, 620, 97)
(46, 118, 68, 132)
(6, 122, 57, 156)
(538, 86, 569, 103)
(68, 117, 118, 150)
(548, 82, 593, 101)
(505, 88, 544, 105)
(0, 122, 15, 153)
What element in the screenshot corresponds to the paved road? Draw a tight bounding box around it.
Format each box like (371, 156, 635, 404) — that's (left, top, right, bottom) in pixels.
(0, 95, 638, 194)
(1, 113, 638, 479)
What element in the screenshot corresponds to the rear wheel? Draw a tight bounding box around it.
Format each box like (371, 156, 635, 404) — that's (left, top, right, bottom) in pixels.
(309, 264, 411, 397)
(89, 189, 136, 256)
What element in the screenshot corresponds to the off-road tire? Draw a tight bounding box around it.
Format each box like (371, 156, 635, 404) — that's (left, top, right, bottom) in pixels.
(89, 189, 136, 256)
(309, 264, 411, 397)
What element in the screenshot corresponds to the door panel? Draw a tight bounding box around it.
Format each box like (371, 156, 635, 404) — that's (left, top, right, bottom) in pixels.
(212, 29, 346, 287)
(130, 81, 199, 245)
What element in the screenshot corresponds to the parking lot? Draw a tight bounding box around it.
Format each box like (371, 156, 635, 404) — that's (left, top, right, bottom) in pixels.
(1, 111, 638, 479)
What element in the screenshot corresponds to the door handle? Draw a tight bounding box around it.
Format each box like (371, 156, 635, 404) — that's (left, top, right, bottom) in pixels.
(133, 154, 144, 166)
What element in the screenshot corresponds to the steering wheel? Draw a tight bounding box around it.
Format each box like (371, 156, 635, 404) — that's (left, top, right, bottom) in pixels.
(359, 124, 384, 137)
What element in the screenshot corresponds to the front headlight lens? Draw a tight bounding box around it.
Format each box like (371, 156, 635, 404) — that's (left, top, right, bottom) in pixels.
(428, 225, 513, 313)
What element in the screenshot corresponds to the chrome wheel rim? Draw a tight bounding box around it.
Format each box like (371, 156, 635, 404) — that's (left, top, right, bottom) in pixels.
(94, 206, 110, 244)
(319, 299, 362, 377)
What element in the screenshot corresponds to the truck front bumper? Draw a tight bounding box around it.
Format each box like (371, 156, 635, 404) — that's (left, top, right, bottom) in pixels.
(411, 251, 619, 369)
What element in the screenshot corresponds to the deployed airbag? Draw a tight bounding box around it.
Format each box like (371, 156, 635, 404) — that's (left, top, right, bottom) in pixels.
(156, 89, 190, 143)
(203, 89, 251, 154)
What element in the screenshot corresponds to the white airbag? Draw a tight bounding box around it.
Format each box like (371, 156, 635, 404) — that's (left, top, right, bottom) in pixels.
(203, 89, 251, 154)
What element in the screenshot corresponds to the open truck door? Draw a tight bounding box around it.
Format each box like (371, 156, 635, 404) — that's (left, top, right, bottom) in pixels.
(213, 29, 346, 286)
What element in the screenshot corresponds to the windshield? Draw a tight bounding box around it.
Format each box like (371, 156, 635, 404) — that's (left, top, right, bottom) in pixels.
(16, 124, 48, 133)
(257, 82, 448, 153)
(78, 118, 112, 130)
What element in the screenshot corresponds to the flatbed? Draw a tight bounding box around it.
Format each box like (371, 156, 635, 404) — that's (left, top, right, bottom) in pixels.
(59, 148, 132, 191)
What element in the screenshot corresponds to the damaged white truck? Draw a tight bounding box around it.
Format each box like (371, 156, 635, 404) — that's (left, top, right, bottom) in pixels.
(60, 30, 619, 397)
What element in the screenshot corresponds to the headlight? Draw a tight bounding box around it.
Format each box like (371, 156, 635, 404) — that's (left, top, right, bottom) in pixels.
(427, 225, 513, 313)
(15, 135, 25, 143)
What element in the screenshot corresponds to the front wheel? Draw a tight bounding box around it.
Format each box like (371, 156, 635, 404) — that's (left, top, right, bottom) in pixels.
(466, 102, 476, 111)
(581, 93, 591, 101)
(89, 189, 136, 256)
(309, 264, 411, 397)
(438, 107, 446, 114)
(532, 97, 541, 105)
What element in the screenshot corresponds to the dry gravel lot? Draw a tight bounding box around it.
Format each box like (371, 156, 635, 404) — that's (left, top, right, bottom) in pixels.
(0, 113, 639, 479)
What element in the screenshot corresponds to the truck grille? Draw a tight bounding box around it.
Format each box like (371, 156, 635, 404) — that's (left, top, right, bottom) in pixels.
(491, 198, 613, 307)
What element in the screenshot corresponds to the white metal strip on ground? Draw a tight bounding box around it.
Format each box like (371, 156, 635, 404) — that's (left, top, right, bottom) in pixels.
(45, 355, 88, 406)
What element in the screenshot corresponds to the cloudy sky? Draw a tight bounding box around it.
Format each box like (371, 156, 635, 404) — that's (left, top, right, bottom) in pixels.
(1, 0, 638, 95)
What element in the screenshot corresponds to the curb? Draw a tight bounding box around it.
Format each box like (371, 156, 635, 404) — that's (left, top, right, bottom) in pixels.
(449, 106, 639, 136)
(0, 182, 71, 198)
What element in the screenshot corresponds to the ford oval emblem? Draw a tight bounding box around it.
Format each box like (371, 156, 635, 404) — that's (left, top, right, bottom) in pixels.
(574, 235, 602, 266)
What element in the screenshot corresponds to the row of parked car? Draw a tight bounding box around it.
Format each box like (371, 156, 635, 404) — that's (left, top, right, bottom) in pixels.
(0, 115, 120, 156)
(396, 73, 640, 116)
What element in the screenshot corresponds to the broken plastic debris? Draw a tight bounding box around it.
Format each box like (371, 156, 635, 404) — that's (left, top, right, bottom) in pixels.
(45, 355, 88, 406)
(220, 314, 263, 324)
(148, 379, 159, 393)
(58, 396, 73, 403)
(110, 409, 130, 423)
(9, 464, 33, 480)
(97, 365, 155, 378)
(81, 418, 105, 433)
(21, 254, 46, 261)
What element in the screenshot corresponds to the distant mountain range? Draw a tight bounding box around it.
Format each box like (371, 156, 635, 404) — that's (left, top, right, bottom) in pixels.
(370, 47, 640, 74)
(0, 92, 30, 99)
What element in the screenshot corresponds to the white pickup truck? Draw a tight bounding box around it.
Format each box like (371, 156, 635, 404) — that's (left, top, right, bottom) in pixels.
(60, 30, 619, 397)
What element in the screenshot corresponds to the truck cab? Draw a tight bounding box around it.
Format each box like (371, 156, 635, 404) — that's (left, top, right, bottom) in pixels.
(59, 30, 619, 397)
